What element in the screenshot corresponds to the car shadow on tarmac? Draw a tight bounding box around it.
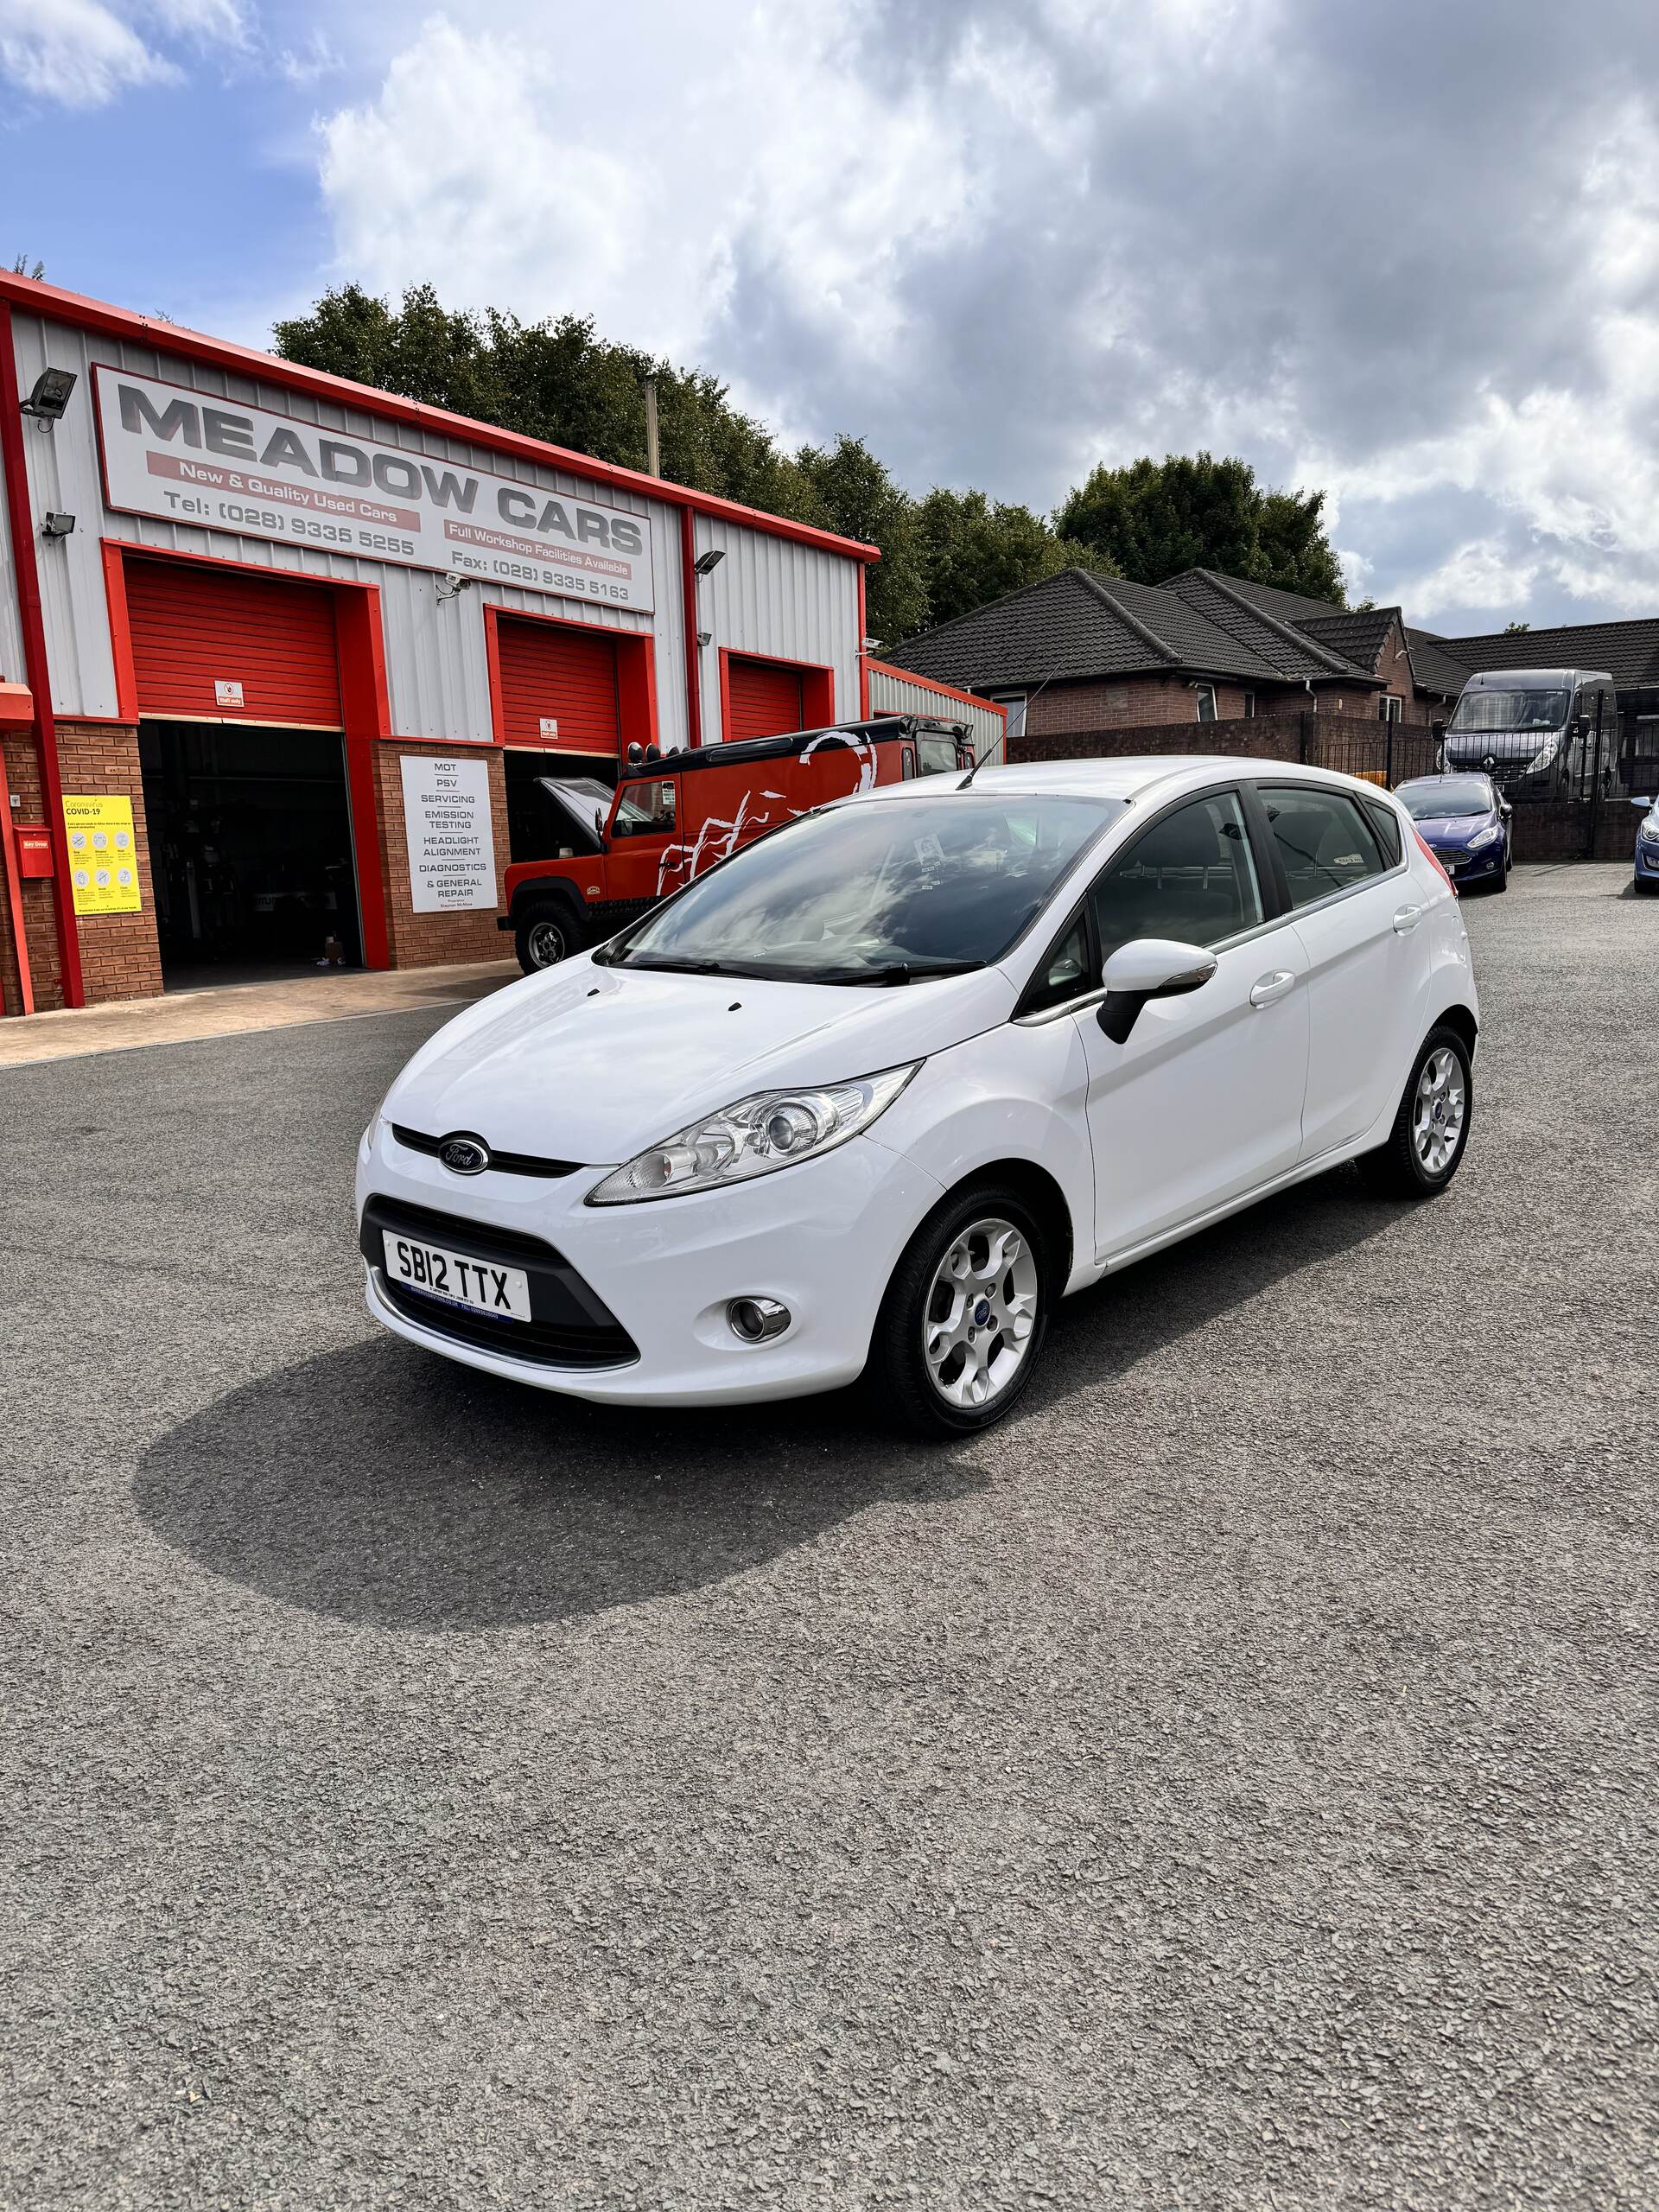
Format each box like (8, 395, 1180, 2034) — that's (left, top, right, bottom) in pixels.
(133, 1166, 1400, 1633)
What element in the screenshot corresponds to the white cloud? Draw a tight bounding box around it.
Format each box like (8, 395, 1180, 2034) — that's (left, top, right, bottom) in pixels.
(302, 1, 1659, 629)
(0, 0, 245, 109)
(277, 26, 341, 86)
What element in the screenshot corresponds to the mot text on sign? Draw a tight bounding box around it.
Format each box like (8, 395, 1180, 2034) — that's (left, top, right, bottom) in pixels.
(95, 367, 656, 614)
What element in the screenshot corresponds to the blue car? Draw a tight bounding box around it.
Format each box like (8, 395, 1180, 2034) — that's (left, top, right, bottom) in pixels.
(1636, 798, 1659, 895)
(1395, 773, 1513, 894)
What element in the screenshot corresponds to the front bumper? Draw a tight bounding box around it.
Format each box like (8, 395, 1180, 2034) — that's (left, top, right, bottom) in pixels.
(1431, 840, 1505, 888)
(1635, 837, 1659, 880)
(356, 1121, 946, 1406)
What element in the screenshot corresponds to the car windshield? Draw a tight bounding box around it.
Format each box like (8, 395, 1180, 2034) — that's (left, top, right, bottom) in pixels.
(1449, 688, 1568, 734)
(1397, 777, 1493, 819)
(607, 793, 1120, 983)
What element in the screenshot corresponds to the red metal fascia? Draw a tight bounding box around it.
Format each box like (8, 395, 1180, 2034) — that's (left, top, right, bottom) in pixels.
(1, 272, 880, 566)
(0, 743, 33, 1014)
(680, 507, 703, 747)
(0, 301, 82, 1007)
(857, 567, 869, 718)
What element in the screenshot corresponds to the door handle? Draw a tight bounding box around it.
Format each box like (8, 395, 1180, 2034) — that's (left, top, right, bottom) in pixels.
(1249, 969, 1296, 1008)
(1392, 904, 1424, 934)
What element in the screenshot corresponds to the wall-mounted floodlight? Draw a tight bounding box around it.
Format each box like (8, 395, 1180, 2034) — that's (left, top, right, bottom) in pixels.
(692, 548, 725, 576)
(21, 367, 77, 423)
(41, 512, 75, 537)
(695, 629, 712, 647)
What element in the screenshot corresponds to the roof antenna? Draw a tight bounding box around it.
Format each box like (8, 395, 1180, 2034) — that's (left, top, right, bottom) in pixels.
(957, 665, 1057, 785)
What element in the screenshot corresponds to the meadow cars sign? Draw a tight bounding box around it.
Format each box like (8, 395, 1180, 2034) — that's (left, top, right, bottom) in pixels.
(94, 366, 656, 613)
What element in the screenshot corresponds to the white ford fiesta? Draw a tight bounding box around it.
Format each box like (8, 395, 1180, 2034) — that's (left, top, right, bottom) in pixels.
(357, 754, 1478, 1435)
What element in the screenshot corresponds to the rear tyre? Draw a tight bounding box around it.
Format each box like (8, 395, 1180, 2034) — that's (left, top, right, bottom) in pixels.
(514, 901, 584, 975)
(871, 1185, 1049, 1438)
(1356, 1024, 1472, 1198)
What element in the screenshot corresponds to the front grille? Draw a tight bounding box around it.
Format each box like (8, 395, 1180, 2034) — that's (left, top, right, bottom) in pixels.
(362, 1193, 638, 1370)
(378, 1278, 637, 1367)
(390, 1124, 582, 1179)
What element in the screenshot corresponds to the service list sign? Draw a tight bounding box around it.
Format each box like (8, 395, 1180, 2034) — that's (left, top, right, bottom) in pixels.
(94, 365, 655, 613)
(400, 755, 497, 914)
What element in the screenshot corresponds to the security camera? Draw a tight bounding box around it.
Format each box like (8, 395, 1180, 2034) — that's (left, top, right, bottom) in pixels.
(435, 571, 474, 602)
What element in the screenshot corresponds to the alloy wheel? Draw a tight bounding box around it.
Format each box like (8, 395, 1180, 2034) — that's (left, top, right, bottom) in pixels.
(527, 918, 568, 969)
(922, 1216, 1039, 1411)
(1413, 1046, 1466, 1177)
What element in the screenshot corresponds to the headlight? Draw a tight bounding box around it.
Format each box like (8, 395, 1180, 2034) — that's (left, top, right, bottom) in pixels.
(585, 1062, 921, 1205)
(1640, 818, 1659, 845)
(1470, 823, 1502, 849)
(1528, 735, 1561, 772)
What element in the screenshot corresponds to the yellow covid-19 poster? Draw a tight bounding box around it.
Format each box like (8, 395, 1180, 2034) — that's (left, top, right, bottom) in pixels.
(63, 795, 143, 916)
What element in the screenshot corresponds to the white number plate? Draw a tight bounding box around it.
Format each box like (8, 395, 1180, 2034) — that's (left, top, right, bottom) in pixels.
(381, 1230, 532, 1322)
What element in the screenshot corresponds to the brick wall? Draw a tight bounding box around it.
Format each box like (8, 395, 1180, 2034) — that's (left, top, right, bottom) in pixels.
(1, 731, 60, 1016)
(372, 741, 512, 969)
(54, 721, 165, 1006)
(1510, 800, 1640, 864)
(1010, 709, 1442, 784)
(1026, 675, 1310, 732)
(0, 721, 162, 1014)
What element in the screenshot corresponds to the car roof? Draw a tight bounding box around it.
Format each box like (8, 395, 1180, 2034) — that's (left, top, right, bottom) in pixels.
(1463, 666, 1612, 687)
(842, 753, 1400, 808)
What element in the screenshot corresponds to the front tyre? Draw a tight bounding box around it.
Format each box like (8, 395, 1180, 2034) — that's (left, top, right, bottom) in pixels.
(1357, 1024, 1473, 1198)
(873, 1186, 1049, 1437)
(514, 903, 583, 975)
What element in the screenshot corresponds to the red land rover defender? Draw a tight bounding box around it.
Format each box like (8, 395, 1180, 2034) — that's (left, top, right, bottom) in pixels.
(499, 715, 975, 972)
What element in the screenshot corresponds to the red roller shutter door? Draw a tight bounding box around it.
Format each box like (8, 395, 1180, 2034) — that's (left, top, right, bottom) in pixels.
(125, 559, 342, 728)
(727, 657, 805, 741)
(496, 618, 621, 755)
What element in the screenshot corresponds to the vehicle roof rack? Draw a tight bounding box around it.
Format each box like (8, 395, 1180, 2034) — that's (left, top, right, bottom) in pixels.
(631, 715, 969, 779)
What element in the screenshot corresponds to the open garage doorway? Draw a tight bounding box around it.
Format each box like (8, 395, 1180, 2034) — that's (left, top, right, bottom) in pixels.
(137, 721, 361, 989)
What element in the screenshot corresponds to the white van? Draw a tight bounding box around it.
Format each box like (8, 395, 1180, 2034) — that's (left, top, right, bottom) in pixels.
(1442, 667, 1618, 798)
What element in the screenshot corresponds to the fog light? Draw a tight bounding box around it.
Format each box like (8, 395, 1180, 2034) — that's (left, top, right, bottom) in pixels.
(728, 1296, 791, 1343)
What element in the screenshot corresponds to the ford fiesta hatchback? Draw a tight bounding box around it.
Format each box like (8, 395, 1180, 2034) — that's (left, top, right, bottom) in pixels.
(358, 755, 1479, 1436)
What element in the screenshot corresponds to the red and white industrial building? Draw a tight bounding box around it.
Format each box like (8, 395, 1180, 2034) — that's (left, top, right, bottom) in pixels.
(0, 273, 1001, 1016)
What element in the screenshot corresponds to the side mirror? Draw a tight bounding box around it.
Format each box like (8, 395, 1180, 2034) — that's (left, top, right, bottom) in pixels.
(1632, 797, 1655, 811)
(1096, 938, 1217, 1044)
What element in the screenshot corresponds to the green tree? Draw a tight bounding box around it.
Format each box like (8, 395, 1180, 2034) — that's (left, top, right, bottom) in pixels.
(913, 487, 1118, 632)
(1055, 452, 1344, 603)
(1503, 620, 1531, 633)
(793, 435, 928, 646)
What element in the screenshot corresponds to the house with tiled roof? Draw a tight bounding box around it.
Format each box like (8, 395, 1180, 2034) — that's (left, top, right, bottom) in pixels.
(886, 565, 1464, 745)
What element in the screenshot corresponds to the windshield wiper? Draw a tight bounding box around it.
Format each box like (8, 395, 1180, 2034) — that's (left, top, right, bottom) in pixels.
(826, 958, 987, 987)
(617, 955, 734, 976)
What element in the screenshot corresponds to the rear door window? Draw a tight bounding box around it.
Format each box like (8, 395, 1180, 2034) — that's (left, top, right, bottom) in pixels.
(1258, 786, 1386, 908)
(1361, 798, 1403, 867)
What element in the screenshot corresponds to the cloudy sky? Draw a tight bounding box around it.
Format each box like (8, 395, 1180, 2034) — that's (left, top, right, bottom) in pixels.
(3, 0, 1658, 632)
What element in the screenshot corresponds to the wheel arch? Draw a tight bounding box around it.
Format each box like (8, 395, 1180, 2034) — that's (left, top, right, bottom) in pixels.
(931, 1157, 1076, 1300)
(1433, 1001, 1479, 1057)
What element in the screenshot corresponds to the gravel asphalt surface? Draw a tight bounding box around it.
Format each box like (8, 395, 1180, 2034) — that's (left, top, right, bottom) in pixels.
(3, 863, 1655, 2209)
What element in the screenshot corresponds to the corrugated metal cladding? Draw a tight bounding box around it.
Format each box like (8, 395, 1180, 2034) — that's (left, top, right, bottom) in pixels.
(495, 618, 620, 753)
(867, 663, 1007, 760)
(4, 310, 879, 753)
(690, 513, 860, 743)
(727, 657, 805, 741)
(7, 311, 719, 745)
(125, 558, 343, 727)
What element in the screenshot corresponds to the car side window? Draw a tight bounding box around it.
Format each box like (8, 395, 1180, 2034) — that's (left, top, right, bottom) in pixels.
(1022, 912, 1091, 1014)
(1091, 791, 1264, 957)
(1361, 798, 1402, 867)
(1258, 786, 1386, 908)
(612, 779, 677, 838)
